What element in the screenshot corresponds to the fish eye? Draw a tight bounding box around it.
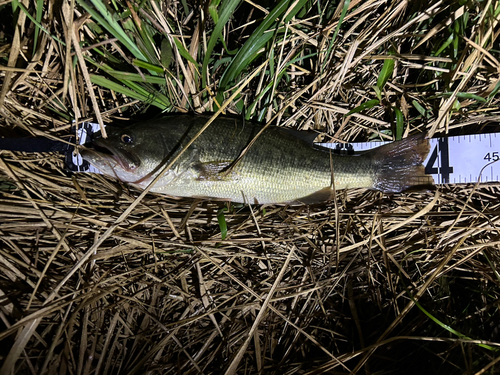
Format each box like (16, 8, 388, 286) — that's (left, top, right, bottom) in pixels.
(121, 134, 133, 144)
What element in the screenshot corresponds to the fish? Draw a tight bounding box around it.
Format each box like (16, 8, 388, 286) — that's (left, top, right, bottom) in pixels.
(81, 115, 433, 204)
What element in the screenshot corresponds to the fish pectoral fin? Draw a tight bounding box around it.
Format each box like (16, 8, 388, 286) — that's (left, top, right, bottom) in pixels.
(295, 187, 334, 205)
(194, 161, 236, 181)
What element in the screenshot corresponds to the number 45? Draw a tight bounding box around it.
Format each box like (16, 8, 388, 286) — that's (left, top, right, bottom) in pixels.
(484, 152, 499, 162)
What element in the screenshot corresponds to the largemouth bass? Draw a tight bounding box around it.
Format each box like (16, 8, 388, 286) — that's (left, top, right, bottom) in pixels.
(81, 115, 433, 204)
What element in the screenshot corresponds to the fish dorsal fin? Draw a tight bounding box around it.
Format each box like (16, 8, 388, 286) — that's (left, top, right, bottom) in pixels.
(277, 127, 320, 145)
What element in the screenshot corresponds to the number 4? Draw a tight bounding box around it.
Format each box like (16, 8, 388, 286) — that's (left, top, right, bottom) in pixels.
(424, 138, 454, 183)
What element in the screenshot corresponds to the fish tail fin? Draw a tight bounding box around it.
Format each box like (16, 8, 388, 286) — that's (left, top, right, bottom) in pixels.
(369, 133, 434, 193)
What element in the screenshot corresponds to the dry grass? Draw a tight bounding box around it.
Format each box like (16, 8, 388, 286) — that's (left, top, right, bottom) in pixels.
(1, 0, 500, 374)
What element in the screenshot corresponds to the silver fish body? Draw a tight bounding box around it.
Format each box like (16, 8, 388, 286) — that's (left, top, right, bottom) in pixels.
(81, 115, 433, 204)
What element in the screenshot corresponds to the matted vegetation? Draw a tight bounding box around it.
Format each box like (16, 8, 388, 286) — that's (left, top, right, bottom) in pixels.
(0, 0, 500, 373)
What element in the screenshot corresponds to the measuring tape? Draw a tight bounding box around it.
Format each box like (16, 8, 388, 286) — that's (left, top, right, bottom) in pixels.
(71, 123, 500, 184)
(318, 133, 500, 184)
(69, 122, 103, 173)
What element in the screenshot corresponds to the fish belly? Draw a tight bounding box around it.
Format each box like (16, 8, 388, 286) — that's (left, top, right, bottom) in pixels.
(150, 156, 376, 204)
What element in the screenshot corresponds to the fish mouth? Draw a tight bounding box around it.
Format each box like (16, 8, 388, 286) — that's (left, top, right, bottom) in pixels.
(84, 139, 141, 172)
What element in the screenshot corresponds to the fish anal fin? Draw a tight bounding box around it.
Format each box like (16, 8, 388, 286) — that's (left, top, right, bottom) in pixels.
(295, 187, 334, 205)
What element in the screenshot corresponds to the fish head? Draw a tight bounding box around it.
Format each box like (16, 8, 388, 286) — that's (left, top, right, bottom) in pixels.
(81, 125, 169, 186)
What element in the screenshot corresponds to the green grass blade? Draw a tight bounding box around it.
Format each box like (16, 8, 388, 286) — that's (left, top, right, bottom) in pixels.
(217, 208, 228, 240)
(121, 80, 171, 108)
(442, 92, 487, 103)
(412, 100, 431, 119)
(434, 33, 454, 57)
(218, 0, 309, 92)
(413, 298, 496, 351)
(209, 0, 222, 24)
(133, 60, 164, 74)
(107, 71, 167, 84)
(394, 107, 404, 140)
(377, 58, 395, 90)
(346, 99, 380, 116)
(372, 85, 382, 101)
(126, 18, 160, 68)
(246, 52, 317, 118)
(34, 0, 44, 51)
(76, 0, 146, 61)
(90, 75, 169, 109)
(173, 38, 200, 70)
(452, 21, 459, 58)
(202, 0, 243, 87)
(13, 1, 65, 45)
(322, 0, 350, 71)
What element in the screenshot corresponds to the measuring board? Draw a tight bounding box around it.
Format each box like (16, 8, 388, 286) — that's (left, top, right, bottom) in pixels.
(69, 123, 103, 174)
(318, 133, 500, 184)
(71, 123, 500, 184)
